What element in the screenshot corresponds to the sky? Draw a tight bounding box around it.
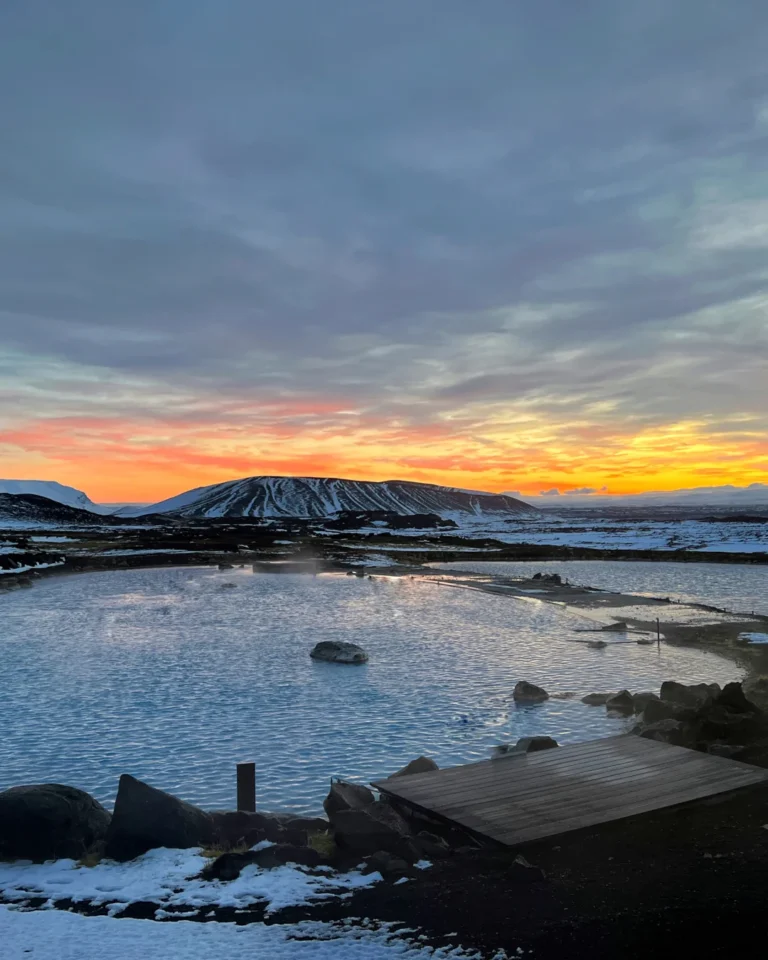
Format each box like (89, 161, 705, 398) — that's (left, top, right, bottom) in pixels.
(1, 0, 767, 503)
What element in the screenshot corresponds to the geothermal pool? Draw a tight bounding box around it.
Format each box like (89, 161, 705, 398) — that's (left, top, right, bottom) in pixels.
(0, 566, 745, 812)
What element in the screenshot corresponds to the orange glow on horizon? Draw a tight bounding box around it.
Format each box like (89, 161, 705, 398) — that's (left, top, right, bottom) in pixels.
(1, 412, 766, 503)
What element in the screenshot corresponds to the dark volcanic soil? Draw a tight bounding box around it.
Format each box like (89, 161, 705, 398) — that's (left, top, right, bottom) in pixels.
(277, 784, 768, 958)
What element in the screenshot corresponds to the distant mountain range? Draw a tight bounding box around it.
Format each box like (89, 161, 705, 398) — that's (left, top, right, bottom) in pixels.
(523, 483, 768, 508)
(118, 476, 537, 519)
(0, 475, 537, 523)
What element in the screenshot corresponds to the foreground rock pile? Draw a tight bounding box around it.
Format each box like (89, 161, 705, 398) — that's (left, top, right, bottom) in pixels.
(0, 756, 474, 883)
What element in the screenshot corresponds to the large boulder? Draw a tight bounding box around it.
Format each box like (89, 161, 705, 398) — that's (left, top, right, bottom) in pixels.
(697, 705, 765, 745)
(0, 784, 111, 862)
(390, 756, 439, 778)
(105, 775, 214, 861)
(639, 719, 695, 748)
(310, 641, 368, 664)
(660, 681, 720, 709)
(605, 690, 634, 715)
(632, 691, 660, 714)
(331, 800, 414, 859)
(324, 780, 375, 818)
(513, 681, 549, 703)
(642, 698, 696, 726)
(715, 682, 760, 715)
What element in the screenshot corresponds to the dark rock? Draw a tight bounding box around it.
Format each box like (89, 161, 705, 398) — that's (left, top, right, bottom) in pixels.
(601, 621, 628, 632)
(632, 691, 660, 714)
(587, 640, 608, 649)
(0, 784, 111, 862)
(281, 816, 330, 838)
(217, 562, 234, 570)
(310, 640, 368, 664)
(248, 843, 324, 870)
(715, 682, 760, 715)
(532, 572, 561, 584)
(331, 800, 414, 859)
(605, 690, 635, 714)
(513, 681, 549, 702)
(643, 698, 696, 726)
(324, 781, 375, 818)
(510, 736, 559, 754)
(660, 681, 720, 708)
(390, 756, 439, 778)
(639, 719, 695, 748)
(362, 850, 412, 878)
(415, 830, 451, 859)
(706, 743, 747, 760)
(210, 810, 287, 848)
(201, 844, 324, 880)
(105, 774, 214, 861)
(581, 692, 614, 706)
(697, 706, 764, 745)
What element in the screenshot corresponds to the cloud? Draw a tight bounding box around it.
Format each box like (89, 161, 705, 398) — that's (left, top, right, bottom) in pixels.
(1, 1, 767, 497)
(540, 488, 560, 496)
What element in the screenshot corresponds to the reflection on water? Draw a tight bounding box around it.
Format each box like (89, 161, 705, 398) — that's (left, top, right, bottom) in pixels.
(0, 566, 744, 812)
(431, 559, 768, 616)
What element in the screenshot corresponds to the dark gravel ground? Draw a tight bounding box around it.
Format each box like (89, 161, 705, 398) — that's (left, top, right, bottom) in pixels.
(271, 783, 768, 958)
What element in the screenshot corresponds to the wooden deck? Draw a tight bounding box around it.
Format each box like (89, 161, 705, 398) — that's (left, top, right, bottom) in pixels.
(373, 736, 768, 846)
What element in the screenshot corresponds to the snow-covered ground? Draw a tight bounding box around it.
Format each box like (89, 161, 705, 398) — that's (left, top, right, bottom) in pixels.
(0, 845, 382, 917)
(0, 907, 482, 960)
(0, 567, 744, 810)
(429, 560, 768, 616)
(405, 513, 768, 554)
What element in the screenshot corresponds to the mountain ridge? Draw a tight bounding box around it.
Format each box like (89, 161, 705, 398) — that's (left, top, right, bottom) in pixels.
(0, 479, 110, 513)
(119, 475, 538, 519)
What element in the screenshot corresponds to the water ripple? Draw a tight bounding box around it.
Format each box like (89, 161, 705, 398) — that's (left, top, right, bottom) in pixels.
(0, 566, 744, 813)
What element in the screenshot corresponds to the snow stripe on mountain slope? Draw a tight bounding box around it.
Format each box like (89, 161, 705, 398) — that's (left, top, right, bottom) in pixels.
(123, 476, 538, 519)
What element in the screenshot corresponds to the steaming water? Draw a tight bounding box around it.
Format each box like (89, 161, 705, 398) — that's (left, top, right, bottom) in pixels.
(0, 567, 745, 812)
(431, 560, 768, 616)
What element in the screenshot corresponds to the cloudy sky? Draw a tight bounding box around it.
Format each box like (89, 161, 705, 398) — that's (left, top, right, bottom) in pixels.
(1, 0, 767, 502)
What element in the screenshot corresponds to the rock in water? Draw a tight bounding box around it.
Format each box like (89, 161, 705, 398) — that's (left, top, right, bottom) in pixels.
(324, 781, 375, 818)
(390, 756, 439, 778)
(310, 641, 368, 664)
(605, 690, 635, 714)
(632, 691, 660, 714)
(0, 784, 111, 862)
(513, 681, 549, 702)
(105, 774, 214, 861)
(581, 692, 614, 706)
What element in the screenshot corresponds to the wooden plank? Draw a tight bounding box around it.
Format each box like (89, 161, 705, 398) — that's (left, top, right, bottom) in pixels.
(373, 735, 768, 848)
(381, 750, 696, 808)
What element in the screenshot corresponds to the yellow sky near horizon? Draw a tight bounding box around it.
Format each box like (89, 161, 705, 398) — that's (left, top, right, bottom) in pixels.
(1, 412, 765, 503)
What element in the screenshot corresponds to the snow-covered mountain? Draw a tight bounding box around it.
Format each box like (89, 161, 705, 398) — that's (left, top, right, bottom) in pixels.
(0, 480, 109, 514)
(122, 476, 538, 519)
(0, 493, 108, 527)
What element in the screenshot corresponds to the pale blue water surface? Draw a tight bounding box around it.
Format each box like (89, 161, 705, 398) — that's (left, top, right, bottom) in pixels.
(0, 566, 745, 812)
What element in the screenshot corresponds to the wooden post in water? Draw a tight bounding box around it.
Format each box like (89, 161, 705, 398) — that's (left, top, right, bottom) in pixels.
(237, 762, 256, 812)
(656, 618, 661, 650)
